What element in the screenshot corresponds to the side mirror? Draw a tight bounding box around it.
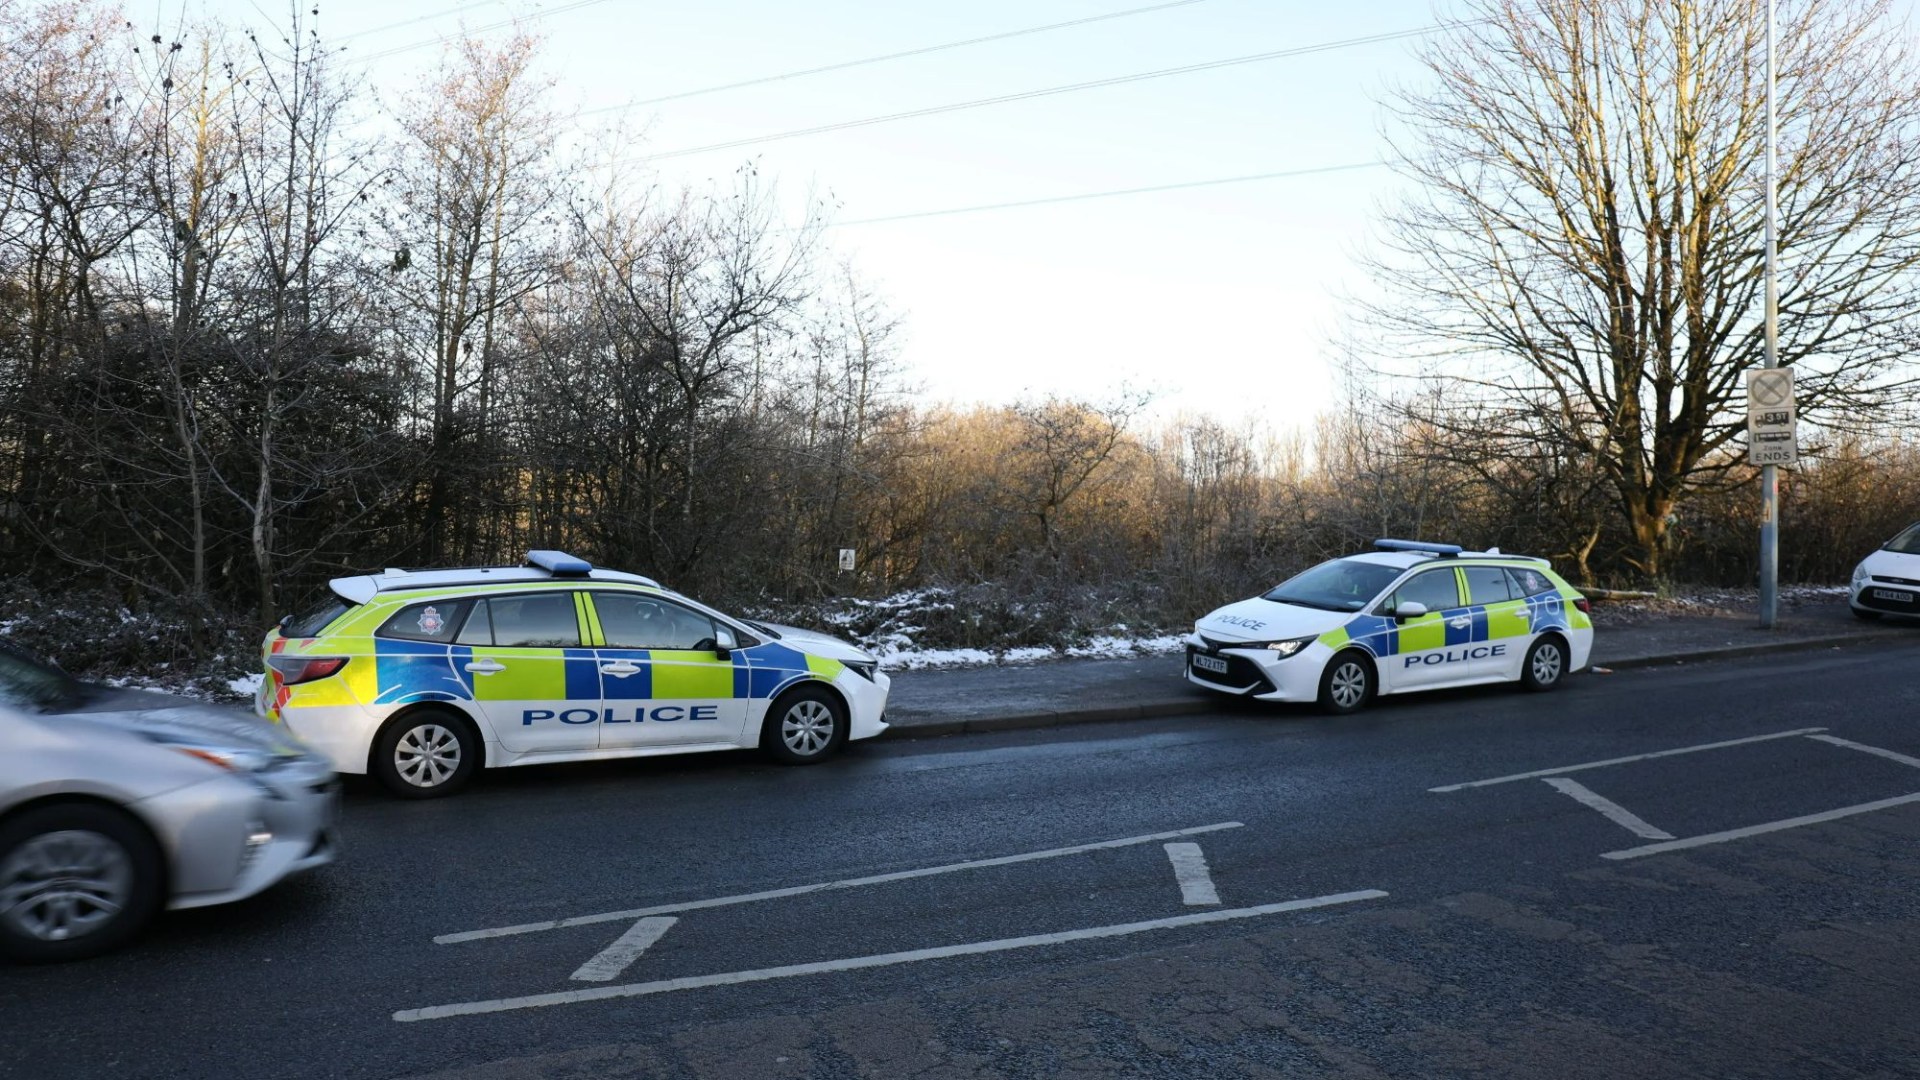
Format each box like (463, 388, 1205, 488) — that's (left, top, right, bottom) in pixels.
(1392, 601, 1428, 622)
(712, 626, 738, 658)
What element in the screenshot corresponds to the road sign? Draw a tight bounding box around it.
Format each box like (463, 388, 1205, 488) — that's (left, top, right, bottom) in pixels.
(1747, 368, 1797, 467)
(838, 548, 856, 572)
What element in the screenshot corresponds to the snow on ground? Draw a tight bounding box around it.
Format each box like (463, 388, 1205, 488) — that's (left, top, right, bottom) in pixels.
(228, 673, 264, 698)
(873, 633, 1190, 671)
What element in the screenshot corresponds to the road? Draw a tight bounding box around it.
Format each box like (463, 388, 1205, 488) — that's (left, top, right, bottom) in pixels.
(5, 642, 1920, 1079)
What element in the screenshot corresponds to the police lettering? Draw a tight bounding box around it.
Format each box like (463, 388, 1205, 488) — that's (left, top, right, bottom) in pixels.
(522, 705, 721, 725)
(1214, 616, 1267, 631)
(1402, 644, 1508, 668)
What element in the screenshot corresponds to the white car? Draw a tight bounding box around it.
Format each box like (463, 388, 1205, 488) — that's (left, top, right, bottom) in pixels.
(1186, 539, 1595, 713)
(1850, 521, 1920, 620)
(258, 552, 890, 798)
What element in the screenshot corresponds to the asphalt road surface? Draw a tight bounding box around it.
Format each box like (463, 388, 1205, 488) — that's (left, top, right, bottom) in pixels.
(6, 642, 1920, 1079)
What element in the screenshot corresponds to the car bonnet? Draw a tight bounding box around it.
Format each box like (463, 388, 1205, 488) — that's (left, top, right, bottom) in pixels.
(1196, 597, 1357, 644)
(752, 623, 876, 664)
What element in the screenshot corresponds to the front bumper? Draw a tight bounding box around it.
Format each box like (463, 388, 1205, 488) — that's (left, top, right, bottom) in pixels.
(1184, 640, 1328, 702)
(140, 757, 340, 910)
(845, 670, 891, 741)
(1854, 580, 1920, 616)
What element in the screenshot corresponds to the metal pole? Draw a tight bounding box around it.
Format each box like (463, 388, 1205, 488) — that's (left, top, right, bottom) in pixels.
(1759, 0, 1780, 629)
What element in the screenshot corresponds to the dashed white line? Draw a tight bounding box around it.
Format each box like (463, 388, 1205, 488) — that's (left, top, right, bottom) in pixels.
(396, 888, 1389, 1022)
(570, 917, 676, 983)
(1428, 728, 1828, 792)
(1162, 843, 1221, 905)
(1542, 777, 1674, 840)
(437, 821, 1246, 944)
(1806, 734, 1920, 771)
(1600, 792, 1920, 860)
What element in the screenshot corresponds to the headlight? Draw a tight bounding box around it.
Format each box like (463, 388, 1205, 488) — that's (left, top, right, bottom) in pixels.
(1853, 562, 1870, 587)
(844, 660, 879, 681)
(1254, 637, 1315, 658)
(142, 733, 284, 797)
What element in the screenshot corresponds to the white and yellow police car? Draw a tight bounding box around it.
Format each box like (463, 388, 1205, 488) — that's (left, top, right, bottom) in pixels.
(255, 551, 889, 797)
(1186, 539, 1594, 713)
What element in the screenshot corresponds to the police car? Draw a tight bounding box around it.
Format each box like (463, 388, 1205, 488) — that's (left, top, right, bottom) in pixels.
(1850, 520, 1920, 620)
(1186, 539, 1594, 713)
(256, 551, 890, 797)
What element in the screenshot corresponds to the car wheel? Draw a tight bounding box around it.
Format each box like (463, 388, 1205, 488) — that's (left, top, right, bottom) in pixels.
(372, 710, 480, 798)
(761, 684, 849, 765)
(1317, 651, 1375, 715)
(1852, 606, 1883, 621)
(0, 802, 164, 963)
(1521, 635, 1569, 692)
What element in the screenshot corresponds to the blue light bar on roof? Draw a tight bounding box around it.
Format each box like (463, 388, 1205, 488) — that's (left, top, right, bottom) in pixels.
(1374, 538, 1464, 557)
(526, 550, 593, 577)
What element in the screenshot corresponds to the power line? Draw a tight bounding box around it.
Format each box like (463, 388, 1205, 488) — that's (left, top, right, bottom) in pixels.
(824, 161, 1387, 228)
(342, 0, 617, 64)
(618, 24, 1458, 166)
(603, 0, 1210, 112)
(335, 1, 505, 44)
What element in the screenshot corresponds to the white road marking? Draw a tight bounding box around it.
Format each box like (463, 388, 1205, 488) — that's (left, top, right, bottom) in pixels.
(396, 888, 1389, 1022)
(1162, 843, 1221, 905)
(437, 821, 1246, 944)
(1542, 777, 1674, 840)
(1600, 792, 1920, 861)
(1807, 734, 1920, 771)
(1428, 728, 1828, 792)
(570, 917, 676, 983)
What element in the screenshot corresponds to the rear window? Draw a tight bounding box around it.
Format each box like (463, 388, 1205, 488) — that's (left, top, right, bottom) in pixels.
(481, 593, 582, 648)
(1506, 567, 1559, 597)
(283, 595, 354, 638)
(376, 599, 474, 644)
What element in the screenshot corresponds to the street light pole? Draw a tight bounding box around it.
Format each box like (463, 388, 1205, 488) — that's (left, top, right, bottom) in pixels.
(1759, 0, 1780, 629)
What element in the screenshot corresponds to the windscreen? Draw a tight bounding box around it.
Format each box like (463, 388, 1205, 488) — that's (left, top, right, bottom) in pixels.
(1262, 558, 1403, 613)
(1885, 523, 1920, 555)
(0, 649, 85, 711)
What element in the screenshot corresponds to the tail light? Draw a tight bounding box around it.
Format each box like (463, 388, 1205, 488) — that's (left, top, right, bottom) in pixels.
(269, 656, 348, 685)
(1573, 597, 1592, 614)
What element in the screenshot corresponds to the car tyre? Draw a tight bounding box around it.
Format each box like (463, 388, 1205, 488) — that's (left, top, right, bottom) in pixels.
(1317, 651, 1375, 715)
(0, 802, 164, 963)
(372, 709, 480, 799)
(1521, 635, 1570, 692)
(1851, 605, 1883, 621)
(761, 684, 849, 765)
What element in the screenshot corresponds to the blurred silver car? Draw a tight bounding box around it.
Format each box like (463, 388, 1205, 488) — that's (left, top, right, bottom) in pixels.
(0, 647, 338, 962)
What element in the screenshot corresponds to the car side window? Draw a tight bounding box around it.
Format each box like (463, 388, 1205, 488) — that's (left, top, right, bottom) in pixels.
(595, 592, 715, 651)
(1393, 569, 1462, 612)
(1463, 566, 1515, 605)
(455, 600, 494, 646)
(376, 599, 472, 643)
(1505, 567, 1557, 597)
(485, 593, 582, 648)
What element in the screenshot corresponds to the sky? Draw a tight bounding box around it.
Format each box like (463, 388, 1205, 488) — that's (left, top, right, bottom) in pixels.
(163, 1, 1495, 431)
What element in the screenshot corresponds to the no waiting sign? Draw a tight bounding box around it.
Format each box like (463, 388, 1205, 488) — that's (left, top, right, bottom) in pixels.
(1746, 368, 1797, 467)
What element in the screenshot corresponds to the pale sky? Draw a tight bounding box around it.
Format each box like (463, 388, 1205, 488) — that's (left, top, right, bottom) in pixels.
(150, 2, 1520, 431)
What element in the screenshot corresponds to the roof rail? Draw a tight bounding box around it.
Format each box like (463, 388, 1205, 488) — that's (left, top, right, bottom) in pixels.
(1374, 538, 1463, 557)
(526, 550, 593, 577)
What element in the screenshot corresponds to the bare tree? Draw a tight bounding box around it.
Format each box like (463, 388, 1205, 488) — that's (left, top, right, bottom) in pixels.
(1368, 0, 1920, 578)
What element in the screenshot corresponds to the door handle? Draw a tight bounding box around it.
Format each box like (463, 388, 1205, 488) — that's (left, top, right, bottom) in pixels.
(600, 662, 641, 677)
(465, 659, 505, 674)
(1447, 617, 1472, 629)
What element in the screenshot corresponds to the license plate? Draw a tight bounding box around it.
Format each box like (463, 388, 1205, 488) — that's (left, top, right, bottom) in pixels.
(1192, 653, 1229, 674)
(1872, 588, 1914, 604)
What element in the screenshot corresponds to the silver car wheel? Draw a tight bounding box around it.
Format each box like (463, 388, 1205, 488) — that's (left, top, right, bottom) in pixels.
(1531, 643, 1563, 685)
(781, 699, 836, 757)
(395, 723, 462, 788)
(1330, 662, 1368, 709)
(0, 830, 133, 943)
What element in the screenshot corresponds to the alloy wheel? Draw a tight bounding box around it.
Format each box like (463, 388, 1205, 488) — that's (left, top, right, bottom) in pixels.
(0, 830, 133, 944)
(395, 723, 462, 788)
